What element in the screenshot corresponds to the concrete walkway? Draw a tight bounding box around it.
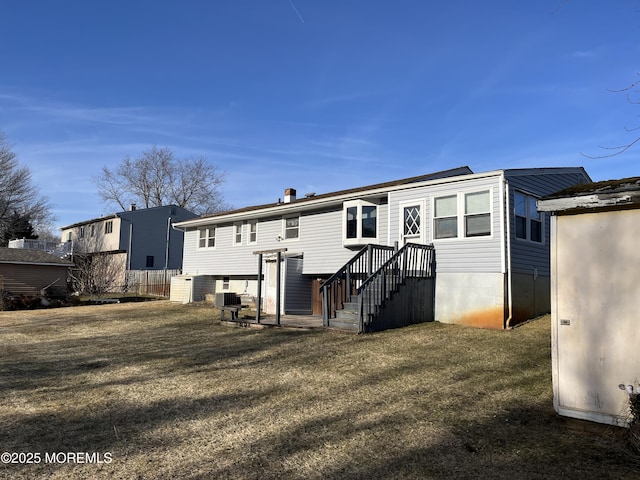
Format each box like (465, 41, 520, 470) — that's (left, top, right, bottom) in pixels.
(220, 314, 327, 331)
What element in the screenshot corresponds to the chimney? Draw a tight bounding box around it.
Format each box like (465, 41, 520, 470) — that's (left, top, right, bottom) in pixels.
(284, 188, 296, 203)
(130, 204, 137, 211)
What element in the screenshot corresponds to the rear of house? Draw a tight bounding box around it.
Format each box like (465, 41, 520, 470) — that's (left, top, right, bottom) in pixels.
(175, 166, 590, 330)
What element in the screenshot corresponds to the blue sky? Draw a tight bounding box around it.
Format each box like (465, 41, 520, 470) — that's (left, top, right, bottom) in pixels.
(1, 0, 639, 230)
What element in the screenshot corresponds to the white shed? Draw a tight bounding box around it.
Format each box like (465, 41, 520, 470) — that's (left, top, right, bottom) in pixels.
(538, 177, 640, 426)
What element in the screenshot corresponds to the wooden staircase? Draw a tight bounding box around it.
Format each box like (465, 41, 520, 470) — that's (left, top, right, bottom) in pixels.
(321, 243, 436, 333)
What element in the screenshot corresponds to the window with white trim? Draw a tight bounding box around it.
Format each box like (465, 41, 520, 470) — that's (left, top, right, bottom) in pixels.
(433, 190, 491, 240)
(233, 223, 243, 245)
(343, 200, 378, 245)
(464, 190, 491, 237)
(248, 220, 257, 243)
(434, 195, 458, 239)
(514, 192, 542, 242)
(105, 220, 113, 234)
(198, 226, 216, 248)
(283, 216, 299, 240)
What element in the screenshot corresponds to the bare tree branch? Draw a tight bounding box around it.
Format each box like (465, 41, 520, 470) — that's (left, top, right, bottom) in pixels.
(0, 132, 55, 243)
(93, 146, 228, 215)
(583, 73, 640, 158)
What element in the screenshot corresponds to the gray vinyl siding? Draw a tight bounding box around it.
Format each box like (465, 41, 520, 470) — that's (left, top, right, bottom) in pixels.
(182, 202, 390, 276)
(284, 257, 312, 314)
(505, 169, 590, 276)
(389, 174, 504, 273)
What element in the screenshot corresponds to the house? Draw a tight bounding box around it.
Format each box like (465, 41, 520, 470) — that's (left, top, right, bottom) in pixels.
(173, 166, 591, 331)
(60, 205, 198, 291)
(538, 176, 640, 426)
(0, 247, 73, 297)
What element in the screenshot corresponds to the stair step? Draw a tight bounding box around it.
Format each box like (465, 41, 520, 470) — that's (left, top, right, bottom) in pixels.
(342, 301, 358, 312)
(327, 319, 359, 331)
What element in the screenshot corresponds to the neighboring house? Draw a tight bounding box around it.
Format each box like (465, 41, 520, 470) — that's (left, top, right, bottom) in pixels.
(538, 176, 640, 426)
(0, 247, 73, 296)
(60, 205, 198, 291)
(174, 166, 591, 331)
(8, 238, 61, 254)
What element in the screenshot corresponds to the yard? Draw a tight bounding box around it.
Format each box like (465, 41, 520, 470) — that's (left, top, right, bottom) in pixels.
(0, 302, 637, 479)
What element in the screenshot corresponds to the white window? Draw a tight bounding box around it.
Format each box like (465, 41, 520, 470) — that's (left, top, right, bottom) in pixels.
(434, 195, 458, 239)
(464, 191, 491, 237)
(343, 200, 378, 246)
(90, 224, 95, 237)
(248, 220, 257, 243)
(433, 190, 492, 240)
(105, 220, 113, 234)
(515, 192, 542, 242)
(198, 227, 216, 248)
(79, 226, 85, 238)
(283, 216, 299, 240)
(233, 223, 243, 245)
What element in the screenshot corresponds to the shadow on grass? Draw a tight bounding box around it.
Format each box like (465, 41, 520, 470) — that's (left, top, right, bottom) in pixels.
(1, 307, 638, 479)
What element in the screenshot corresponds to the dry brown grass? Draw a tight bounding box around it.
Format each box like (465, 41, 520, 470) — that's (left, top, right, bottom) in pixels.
(0, 301, 637, 479)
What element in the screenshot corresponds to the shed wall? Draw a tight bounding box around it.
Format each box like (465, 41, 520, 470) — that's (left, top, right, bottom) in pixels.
(0, 264, 69, 296)
(551, 208, 640, 426)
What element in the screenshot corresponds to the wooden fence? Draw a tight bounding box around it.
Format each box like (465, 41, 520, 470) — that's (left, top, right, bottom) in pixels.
(126, 269, 180, 297)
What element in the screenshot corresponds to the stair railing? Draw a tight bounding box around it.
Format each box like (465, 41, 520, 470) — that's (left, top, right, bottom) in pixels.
(357, 243, 435, 331)
(320, 244, 395, 325)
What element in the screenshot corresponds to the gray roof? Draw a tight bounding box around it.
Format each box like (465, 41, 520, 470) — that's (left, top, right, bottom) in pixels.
(538, 176, 640, 213)
(0, 248, 74, 266)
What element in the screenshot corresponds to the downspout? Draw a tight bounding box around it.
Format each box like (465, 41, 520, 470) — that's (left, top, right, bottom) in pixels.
(504, 179, 514, 329)
(165, 216, 172, 269)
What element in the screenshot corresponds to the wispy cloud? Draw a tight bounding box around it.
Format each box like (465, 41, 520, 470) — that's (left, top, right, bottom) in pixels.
(570, 46, 604, 59)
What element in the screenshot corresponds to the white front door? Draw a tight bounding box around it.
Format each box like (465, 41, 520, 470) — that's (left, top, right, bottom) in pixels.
(399, 200, 425, 245)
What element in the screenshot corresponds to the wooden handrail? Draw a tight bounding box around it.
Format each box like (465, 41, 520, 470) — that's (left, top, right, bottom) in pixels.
(357, 243, 434, 331)
(320, 244, 395, 325)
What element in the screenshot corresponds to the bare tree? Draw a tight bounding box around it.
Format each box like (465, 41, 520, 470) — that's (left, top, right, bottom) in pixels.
(0, 132, 55, 243)
(583, 73, 640, 159)
(93, 146, 229, 215)
(68, 251, 127, 300)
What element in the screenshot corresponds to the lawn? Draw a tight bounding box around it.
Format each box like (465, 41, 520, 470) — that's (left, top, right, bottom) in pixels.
(0, 301, 637, 479)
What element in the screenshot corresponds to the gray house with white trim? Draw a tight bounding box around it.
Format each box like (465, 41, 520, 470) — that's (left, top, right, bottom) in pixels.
(175, 166, 590, 330)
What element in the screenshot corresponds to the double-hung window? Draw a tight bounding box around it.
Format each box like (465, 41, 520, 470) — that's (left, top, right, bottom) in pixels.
(343, 200, 378, 246)
(433, 190, 491, 240)
(434, 195, 458, 239)
(515, 192, 542, 242)
(198, 226, 216, 248)
(233, 223, 243, 245)
(248, 220, 257, 244)
(284, 216, 299, 240)
(464, 191, 491, 237)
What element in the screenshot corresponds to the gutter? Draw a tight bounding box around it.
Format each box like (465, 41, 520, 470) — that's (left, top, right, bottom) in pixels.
(174, 170, 513, 228)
